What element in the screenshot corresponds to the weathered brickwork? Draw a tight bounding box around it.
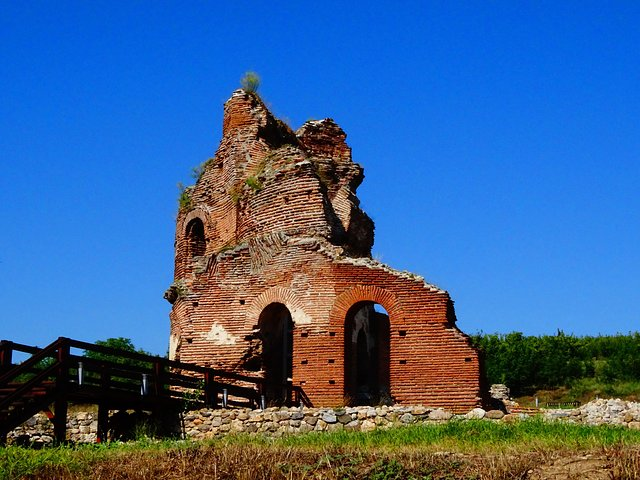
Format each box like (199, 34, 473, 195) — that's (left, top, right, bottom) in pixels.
(165, 90, 482, 412)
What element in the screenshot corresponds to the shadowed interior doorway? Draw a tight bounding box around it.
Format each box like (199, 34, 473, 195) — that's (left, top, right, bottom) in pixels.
(344, 302, 390, 405)
(258, 303, 293, 405)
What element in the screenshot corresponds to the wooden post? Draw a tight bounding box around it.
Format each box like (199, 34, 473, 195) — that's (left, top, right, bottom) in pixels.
(258, 381, 266, 410)
(292, 386, 299, 407)
(153, 361, 164, 398)
(95, 361, 111, 442)
(100, 368, 110, 400)
(286, 380, 293, 407)
(97, 403, 109, 443)
(0, 341, 12, 375)
(204, 370, 218, 408)
(52, 398, 68, 444)
(53, 340, 70, 443)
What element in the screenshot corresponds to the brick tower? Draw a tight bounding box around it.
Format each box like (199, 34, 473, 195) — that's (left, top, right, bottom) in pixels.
(165, 89, 482, 411)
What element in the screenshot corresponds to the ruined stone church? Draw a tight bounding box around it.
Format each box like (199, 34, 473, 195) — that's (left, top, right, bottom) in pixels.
(165, 89, 482, 411)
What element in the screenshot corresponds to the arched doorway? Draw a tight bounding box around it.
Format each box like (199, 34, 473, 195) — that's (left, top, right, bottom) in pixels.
(344, 302, 390, 405)
(257, 303, 293, 405)
(185, 218, 206, 258)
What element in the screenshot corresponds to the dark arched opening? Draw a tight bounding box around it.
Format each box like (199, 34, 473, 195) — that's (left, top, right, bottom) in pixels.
(185, 218, 206, 258)
(257, 303, 293, 405)
(344, 302, 390, 406)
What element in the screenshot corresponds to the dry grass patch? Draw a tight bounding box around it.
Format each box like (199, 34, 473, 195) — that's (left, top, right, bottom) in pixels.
(6, 419, 640, 479)
(17, 445, 623, 480)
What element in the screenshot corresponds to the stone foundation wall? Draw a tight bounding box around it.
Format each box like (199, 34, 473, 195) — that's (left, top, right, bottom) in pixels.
(8, 399, 640, 445)
(182, 405, 478, 439)
(8, 412, 97, 445)
(543, 398, 640, 428)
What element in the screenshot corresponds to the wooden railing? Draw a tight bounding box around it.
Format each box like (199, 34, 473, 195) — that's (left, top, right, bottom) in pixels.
(0, 337, 312, 443)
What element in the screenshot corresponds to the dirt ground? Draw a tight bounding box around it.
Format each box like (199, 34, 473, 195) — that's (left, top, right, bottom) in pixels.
(475, 449, 639, 480)
(527, 452, 614, 479)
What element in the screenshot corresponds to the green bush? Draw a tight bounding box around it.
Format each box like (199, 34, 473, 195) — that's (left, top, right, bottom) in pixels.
(472, 331, 640, 397)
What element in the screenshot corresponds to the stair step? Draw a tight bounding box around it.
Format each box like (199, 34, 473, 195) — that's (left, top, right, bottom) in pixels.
(1, 391, 52, 401)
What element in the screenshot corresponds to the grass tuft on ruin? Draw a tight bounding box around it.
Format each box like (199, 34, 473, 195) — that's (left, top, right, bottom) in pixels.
(240, 71, 260, 94)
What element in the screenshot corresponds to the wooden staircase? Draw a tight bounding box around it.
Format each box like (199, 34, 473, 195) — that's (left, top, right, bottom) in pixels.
(0, 381, 57, 436)
(0, 340, 66, 442)
(0, 337, 312, 444)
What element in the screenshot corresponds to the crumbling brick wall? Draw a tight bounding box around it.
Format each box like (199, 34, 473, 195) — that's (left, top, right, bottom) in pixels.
(165, 90, 482, 412)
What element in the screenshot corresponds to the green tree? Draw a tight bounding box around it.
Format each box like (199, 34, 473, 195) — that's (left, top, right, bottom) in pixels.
(598, 333, 640, 382)
(472, 331, 640, 397)
(472, 332, 538, 395)
(534, 331, 586, 388)
(84, 337, 153, 368)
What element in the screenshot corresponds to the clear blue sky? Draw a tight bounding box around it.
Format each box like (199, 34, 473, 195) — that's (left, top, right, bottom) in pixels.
(1, 2, 638, 355)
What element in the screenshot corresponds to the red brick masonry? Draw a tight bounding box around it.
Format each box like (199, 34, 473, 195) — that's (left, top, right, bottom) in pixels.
(165, 90, 482, 412)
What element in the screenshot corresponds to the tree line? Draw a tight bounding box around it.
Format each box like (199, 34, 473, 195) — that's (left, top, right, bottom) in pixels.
(470, 331, 640, 396)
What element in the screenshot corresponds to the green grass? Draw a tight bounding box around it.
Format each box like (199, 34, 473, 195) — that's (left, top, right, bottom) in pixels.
(0, 439, 182, 480)
(3, 420, 640, 479)
(0, 443, 99, 480)
(268, 418, 640, 452)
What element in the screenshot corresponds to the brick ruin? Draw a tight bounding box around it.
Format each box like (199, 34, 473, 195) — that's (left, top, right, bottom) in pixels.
(165, 89, 482, 411)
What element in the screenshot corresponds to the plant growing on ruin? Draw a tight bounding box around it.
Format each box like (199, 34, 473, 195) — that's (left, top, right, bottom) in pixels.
(227, 183, 244, 203)
(174, 280, 191, 298)
(245, 176, 263, 192)
(253, 156, 268, 177)
(177, 183, 192, 211)
(240, 71, 260, 93)
(163, 279, 192, 304)
(166, 279, 191, 300)
(182, 379, 205, 411)
(191, 157, 215, 182)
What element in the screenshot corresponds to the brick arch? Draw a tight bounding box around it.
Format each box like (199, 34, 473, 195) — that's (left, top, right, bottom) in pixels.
(246, 286, 311, 327)
(330, 285, 400, 404)
(181, 207, 215, 240)
(329, 285, 401, 330)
